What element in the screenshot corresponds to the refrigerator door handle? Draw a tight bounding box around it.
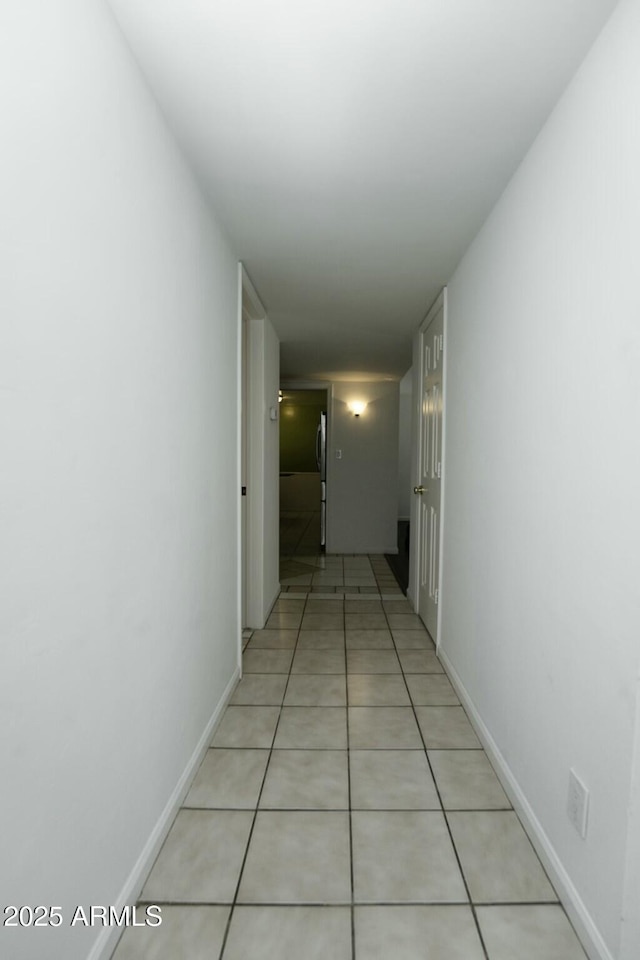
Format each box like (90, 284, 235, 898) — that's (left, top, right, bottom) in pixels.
(315, 424, 322, 472)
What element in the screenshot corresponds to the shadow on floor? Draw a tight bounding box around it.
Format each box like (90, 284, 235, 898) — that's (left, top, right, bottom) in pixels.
(385, 520, 410, 595)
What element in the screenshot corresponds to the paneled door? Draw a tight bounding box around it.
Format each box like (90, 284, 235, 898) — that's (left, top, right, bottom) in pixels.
(415, 293, 445, 641)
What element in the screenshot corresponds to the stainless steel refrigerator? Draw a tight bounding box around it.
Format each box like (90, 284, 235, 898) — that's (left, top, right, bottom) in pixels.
(315, 410, 327, 550)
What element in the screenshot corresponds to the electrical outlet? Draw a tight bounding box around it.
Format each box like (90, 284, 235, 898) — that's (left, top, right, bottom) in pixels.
(567, 769, 589, 838)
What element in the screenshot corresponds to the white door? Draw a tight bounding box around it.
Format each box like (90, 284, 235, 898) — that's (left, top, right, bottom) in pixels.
(415, 294, 445, 641)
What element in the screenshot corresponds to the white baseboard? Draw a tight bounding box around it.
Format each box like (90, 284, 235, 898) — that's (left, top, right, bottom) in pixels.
(88, 665, 240, 960)
(438, 649, 614, 960)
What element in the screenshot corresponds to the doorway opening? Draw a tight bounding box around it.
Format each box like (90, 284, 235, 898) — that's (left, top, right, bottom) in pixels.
(279, 388, 327, 582)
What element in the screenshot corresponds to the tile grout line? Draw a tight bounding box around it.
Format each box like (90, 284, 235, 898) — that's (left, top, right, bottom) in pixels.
(216, 589, 307, 959)
(135, 896, 561, 908)
(344, 584, 356, 960)
(131, 553, 577, 956)
(235, 556, 497, 954)
(380, 598, 492, 960)
(124, 555, 489, 955)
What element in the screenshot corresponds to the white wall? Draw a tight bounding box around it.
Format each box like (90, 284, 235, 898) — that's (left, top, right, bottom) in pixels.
(0, 3, 239, 959)
(327, 381, 399, 554)
(440, 1, 640, 957)
(246, 314, 280, 627)
(397, 368, 413, 520)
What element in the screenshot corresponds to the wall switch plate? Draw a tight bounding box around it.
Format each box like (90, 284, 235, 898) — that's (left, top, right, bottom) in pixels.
(335, 449, 342, 459)
(568, 769, 589, 838)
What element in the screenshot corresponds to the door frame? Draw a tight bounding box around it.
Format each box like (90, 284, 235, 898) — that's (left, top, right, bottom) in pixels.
(238, 264, 273, 658)
(408, 287, 448, 649)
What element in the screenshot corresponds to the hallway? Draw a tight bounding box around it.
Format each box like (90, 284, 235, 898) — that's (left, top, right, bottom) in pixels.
(6, 5, 640, 959)
(111, 552, 587, 959)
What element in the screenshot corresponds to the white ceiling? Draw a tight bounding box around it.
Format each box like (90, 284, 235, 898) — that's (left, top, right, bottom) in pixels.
(111, 0, 617, 380)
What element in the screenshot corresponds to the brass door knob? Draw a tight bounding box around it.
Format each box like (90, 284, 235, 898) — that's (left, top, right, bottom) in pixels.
(413, 485, 427, 494)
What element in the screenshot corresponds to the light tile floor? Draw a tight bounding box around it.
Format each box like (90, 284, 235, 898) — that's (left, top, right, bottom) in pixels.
(112, 551, 588, 959)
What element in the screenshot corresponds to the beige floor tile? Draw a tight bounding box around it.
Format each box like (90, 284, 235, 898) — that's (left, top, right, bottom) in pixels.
(352, 811, 467, 903)
(347, 674, 410, 706)
(354, 905, 485, 960)
(415, 707, 481, 748)
(392, 630, 435, 650)
(386, 614, 427, 630)
(405, 675, 458, 706)
(476, 905, 587, 959)
(305, 600, 344, 614)
(382, 599, 413, 613)
(350, 751, 440, 809)
(345, 600, 383, 613)
(260, 750, 349, 809)
(345, 613, 388, 629)
(272, 599, 306, 612)
(274, 706, 347, 749)
(301, 613, 344, 630)
(140, 810, 252, 903)
(346, 629, 393, 649)
(398, 650, 444, 674)
(247, 629, 298, 649)
(311, 576, 344, 587)
(448, 811, 557, 903)
(296, 629, 345, 649)
(284, 675, 347, 706)
(230, 674, 287, 706)
(111, 906, 230, 960)
(224, 906, 352, 960)
(429, 751, 510, 810)
(347, 649, 401, 674)
(349, 707, 422, 749)
(237, 811, 351, 903)
(243, 649, 294, 674)
(183, 749, 269, 809)
(211, 706, 280, 748)
(291, 649, 345, 674)
(265, 612, 303, 629)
